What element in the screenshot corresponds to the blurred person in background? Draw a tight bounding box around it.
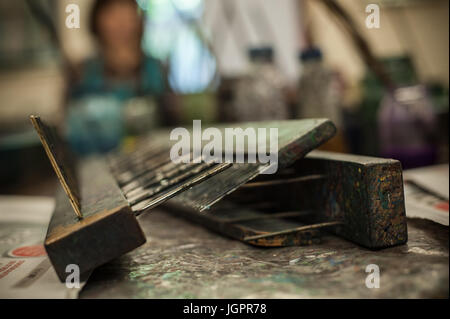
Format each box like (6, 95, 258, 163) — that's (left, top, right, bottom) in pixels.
(66, 0, 173, 155)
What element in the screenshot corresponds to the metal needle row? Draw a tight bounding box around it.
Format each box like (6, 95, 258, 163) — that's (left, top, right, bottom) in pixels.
(107, 141, 232, 215)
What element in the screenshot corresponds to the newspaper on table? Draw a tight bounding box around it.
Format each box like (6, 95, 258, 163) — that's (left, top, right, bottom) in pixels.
(403, 164, 449, 226)
(0, 195, 89, 298)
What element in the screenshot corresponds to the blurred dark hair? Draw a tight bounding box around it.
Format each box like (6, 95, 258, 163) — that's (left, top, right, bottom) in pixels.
(89, 0, 144, 39)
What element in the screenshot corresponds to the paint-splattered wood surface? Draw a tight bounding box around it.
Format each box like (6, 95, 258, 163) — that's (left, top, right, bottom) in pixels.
(79, 209, 448, 298)
(302, 151, 407, 248)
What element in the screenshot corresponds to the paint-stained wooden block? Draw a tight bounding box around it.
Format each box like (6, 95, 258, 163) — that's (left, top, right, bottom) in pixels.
(30, 115, 145, 281)
(301, 151, 408, 249)
(45, 158, 146, 281)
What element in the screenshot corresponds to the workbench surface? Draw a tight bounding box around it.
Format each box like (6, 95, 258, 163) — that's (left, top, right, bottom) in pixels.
(80, 209, 448, 298)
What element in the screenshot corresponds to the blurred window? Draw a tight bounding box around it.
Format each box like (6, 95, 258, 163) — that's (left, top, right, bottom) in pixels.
(139, 0, 217, 94)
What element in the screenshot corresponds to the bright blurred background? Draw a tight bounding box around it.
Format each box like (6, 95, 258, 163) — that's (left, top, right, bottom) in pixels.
(0, 0, 448, 194)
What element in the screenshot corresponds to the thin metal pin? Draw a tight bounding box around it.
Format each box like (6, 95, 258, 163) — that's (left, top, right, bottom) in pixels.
(243, 221, 342, 242)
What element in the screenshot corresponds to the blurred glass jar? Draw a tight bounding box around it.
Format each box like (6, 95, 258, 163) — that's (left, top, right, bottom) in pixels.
(66, 95, 124, 155)
(296, 47, 342, 126)
(231, 46, 289, 122)
(378, 85, 437, 168)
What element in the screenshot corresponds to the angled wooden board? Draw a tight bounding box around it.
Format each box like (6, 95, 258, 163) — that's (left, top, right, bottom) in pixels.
(167, 119, 336, 212)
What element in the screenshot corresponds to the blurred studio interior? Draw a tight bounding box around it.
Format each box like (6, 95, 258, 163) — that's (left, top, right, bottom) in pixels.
(0, 0, 448, 194)
(0, 0, 449, 299)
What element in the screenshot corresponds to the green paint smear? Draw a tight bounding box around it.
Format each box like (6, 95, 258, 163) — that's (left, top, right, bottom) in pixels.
(162, 270, 182, 280)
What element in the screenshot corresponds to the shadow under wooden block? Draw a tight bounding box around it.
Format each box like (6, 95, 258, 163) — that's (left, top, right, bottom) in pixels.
(45, 158, 146, 282)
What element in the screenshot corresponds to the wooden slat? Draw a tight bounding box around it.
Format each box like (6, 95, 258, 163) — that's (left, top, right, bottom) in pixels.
(45, 158, 146, 281)
(30, 115, 82, 218)
(168, 119, 336, 212)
